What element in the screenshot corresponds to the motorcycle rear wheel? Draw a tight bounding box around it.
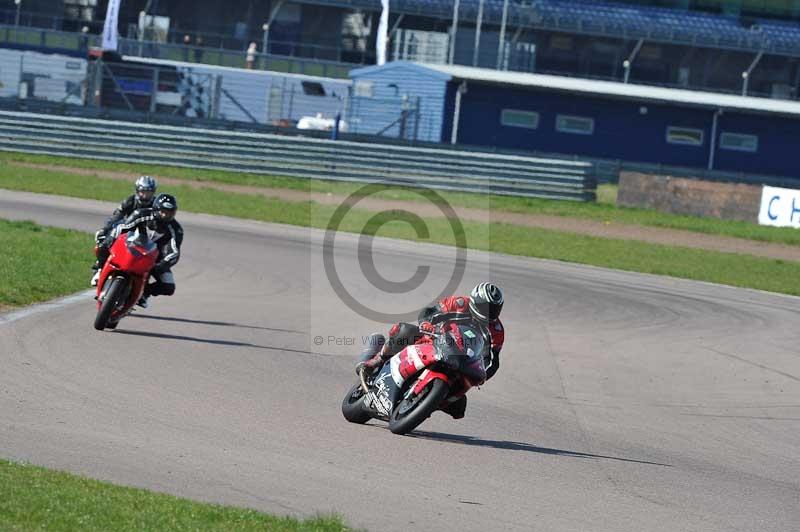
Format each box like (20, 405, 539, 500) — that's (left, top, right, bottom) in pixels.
(341, 383, 371, 424)
(388, 379, 449, 435)
(94, 276, 126, 331)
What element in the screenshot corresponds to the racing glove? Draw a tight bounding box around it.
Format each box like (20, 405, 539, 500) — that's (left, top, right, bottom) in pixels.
(419, 321, 435, 334)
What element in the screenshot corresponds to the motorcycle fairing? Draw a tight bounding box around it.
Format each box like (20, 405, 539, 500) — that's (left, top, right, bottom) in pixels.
(389, 343, 438, 387)
(97, 229, 158, 292)
(365, 343, 439, 416)
(364, 369, 395, 417)
(95, 229, 159, 321)
(411, 368, 451, 395)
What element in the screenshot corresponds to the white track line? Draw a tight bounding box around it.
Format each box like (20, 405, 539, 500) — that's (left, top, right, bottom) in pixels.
(0, 290, 94, 326)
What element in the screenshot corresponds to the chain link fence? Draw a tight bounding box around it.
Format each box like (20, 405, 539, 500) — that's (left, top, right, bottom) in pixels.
(0, 47, 420, 142)
(0, 24, 353, 79)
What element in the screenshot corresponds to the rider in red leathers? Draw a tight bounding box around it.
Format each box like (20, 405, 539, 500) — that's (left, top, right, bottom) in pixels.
(357, 282, 505, 419)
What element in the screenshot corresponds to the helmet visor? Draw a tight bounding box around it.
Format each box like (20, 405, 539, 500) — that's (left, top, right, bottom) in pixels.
(488, 301, 503, 321)
(158, 208, 176, 222)
(137, 189, 155, 203)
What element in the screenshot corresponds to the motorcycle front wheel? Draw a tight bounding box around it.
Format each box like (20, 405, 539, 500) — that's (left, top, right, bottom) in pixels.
(94, 276, 126, 331)
(341, 382, 371, 424)
(388, 378, 449, 435)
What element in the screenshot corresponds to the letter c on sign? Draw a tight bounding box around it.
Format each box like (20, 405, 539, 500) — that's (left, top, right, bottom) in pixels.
(768, 196, 780, 221)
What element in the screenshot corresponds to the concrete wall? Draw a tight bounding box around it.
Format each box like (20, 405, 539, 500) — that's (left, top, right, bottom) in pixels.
(617, 172, 763, 222)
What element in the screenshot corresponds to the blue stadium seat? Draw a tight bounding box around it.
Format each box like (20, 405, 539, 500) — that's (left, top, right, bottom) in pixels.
(303, 0, 799, 55)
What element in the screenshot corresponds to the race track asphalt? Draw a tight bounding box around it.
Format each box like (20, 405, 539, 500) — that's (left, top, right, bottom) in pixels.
(1, 190, 799, 532)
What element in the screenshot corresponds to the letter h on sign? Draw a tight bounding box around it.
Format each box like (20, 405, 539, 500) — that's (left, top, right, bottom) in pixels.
(792, 198, 800, 224)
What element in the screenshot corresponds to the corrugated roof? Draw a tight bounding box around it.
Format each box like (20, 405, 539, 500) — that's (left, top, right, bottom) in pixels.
(125, 55, 352, 84)
(415, 62, 800, 117)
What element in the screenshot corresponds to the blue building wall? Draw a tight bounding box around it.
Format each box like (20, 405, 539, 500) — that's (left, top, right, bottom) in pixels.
(452, 82, 800, 177)
(441, 83, 458, 143)
(349, 62, 449, 142)
(455, 84, 716, 169)
(351, 62, 800, 179)
(713, 113, 798, 176)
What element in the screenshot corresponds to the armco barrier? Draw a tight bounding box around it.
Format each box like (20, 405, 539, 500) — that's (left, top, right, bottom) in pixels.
(0, 111, 596, 201)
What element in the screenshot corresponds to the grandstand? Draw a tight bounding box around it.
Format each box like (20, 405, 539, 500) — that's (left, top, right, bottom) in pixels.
(0, 1, 798, 183)
(1, 0, 799, 98)
(298, 0, 800, 56)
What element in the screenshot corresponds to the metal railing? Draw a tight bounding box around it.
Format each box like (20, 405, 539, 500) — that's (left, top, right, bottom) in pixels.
(0, 110, 596, 201)
(117, 39, 357, 78)
(4, 95, 795, 189)
(0, 24, 355, 79)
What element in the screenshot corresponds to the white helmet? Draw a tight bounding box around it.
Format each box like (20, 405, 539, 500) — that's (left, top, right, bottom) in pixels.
(469, 282, 504, 323)
(134, 175, 157, 206)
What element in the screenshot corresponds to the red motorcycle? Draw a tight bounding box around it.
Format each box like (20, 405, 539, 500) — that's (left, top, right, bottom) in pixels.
(341, 320, 487, 435)
(93, 228, 158, 331)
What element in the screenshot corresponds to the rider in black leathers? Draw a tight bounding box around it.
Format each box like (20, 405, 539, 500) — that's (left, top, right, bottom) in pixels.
(91, 176, 158, 284)
(95, 194, 183, 308)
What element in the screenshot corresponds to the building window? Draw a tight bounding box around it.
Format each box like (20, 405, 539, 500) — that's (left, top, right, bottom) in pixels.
(719, 132, 758, 153)
(556, 115, 594, 135)
(354, 80, 373, 97)
(667, 126, 704, 146)
(501, 109, 539, 129)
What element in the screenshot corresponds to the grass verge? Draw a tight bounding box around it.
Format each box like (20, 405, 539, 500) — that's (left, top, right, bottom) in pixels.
(2, 151, 798, 246)
(0, 219, 90, 308)
(2, 172, 800, 297)
(0, 458, 350, 531)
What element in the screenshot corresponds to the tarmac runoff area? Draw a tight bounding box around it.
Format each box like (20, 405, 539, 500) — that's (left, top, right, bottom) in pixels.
(1, 190, 799, 532)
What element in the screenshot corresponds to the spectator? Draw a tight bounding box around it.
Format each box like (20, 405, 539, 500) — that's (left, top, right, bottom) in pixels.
(194, 36, 204, 63)
(80, 26, 90, 55)
(182, 34, 191, 62)
(246, 42, 257, 70)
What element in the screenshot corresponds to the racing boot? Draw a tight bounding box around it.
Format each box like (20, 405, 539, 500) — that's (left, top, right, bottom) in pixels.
(356, 341, 391, 376)
(355, 323, 417, 376)
(136, 295, 150, 309)
(440, 395, 467, 419)
(91, 248, 110, 287)
(358, 333, 385, 362)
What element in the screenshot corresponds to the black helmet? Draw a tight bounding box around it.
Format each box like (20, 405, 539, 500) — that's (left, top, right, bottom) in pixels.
(469, 282, 504, 323)
(135, 175, 157, 207)
(153, 193, 178, 222)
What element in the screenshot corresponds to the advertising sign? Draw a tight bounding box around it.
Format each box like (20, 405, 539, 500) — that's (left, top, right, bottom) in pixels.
(759, 186, 800, 229)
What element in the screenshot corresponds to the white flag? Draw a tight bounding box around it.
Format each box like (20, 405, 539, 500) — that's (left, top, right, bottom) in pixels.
(101, 0, 122, 51)
(376, 0, 389, 65)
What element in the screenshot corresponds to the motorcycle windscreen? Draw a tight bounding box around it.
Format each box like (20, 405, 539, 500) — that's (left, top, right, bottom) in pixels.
(436, 323, 487, 385)
(120, 230, 159, 274)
